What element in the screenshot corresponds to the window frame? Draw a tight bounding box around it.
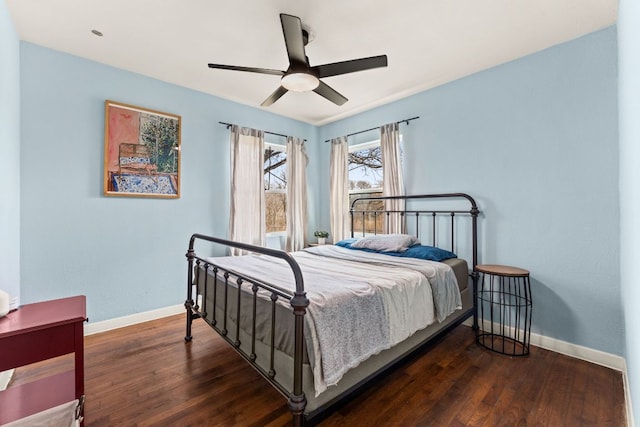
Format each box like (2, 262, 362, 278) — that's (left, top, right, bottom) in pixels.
(347, 136, 403, 236)
(264, 142, 287, 236)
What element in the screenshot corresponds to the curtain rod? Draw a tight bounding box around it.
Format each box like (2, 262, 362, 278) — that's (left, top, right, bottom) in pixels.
(324, 116, 419, 143)
(218, 121, 305, 141)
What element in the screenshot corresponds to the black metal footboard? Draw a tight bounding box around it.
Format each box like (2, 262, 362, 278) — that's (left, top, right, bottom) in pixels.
(185, 234, 309, 427)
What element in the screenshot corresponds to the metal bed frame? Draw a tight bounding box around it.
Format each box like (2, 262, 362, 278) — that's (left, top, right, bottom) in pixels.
(184, 193, 479, 426)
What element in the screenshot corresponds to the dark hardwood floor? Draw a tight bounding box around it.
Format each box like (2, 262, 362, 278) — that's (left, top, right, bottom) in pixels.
(9, 314, 625, 426)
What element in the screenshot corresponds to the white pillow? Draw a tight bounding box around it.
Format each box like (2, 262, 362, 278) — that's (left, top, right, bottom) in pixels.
(350, 234, 420, 252)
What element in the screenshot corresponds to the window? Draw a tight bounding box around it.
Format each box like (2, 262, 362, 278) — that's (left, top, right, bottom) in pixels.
(264, 143, 287, 233)
(348, 140, 383, 235)
(348, 138, 403, 235)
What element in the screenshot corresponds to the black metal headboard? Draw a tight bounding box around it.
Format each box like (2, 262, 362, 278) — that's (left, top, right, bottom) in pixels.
(349, 193, 480, 270)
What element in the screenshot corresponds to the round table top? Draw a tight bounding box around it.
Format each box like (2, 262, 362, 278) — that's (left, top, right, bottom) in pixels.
(476, 264, 529, 277)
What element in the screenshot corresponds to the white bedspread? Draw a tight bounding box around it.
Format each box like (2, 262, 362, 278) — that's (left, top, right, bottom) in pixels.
(209, 245, 461, 396)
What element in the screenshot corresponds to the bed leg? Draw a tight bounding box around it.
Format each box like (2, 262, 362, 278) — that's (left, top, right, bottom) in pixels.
(289, 395, 305, 427)
(290, 291, 309, 426)
(186, 247, 196, 342)
(471, 270, 479, 331)
(185, 300, 194, 342)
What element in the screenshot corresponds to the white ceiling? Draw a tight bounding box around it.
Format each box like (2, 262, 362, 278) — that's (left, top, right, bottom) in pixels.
(7, 0, 617, 126)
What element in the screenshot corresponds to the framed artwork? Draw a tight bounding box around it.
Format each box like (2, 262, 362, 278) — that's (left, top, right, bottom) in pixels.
(103, 100, 181, 198)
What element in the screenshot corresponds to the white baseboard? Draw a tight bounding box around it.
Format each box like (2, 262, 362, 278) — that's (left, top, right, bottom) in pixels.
(0, 369, 14, 391)
(84, 304, 184, 335)
(532, 331, 625, 371)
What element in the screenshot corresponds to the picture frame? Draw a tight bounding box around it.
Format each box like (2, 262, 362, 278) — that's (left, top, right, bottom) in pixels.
(103, 100, 181, 198)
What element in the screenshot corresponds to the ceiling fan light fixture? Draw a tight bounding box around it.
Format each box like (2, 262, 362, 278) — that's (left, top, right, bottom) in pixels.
(281, 72, 319, 92)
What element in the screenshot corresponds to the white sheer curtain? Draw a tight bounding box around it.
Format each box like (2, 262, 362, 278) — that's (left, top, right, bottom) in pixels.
(330, 136, 350, 242)
(229, 125, 265, 255)
(285, 136, 308, 251)
(380, 122, 405, 234)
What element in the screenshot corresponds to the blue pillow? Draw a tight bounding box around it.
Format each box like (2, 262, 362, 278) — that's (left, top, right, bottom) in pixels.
(334, 239, 457, 262)
(396, 244, 457, 262)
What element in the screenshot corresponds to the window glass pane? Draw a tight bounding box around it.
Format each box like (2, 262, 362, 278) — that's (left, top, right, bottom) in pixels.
(348, 145, 382, 191)
(264, 145, 287, 233)
(264, 147, 287, 190)
(349, 191, 384, 236)
(266, 192, 286, 233)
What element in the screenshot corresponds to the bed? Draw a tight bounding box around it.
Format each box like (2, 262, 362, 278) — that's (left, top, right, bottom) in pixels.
(184, 193, 480, 426)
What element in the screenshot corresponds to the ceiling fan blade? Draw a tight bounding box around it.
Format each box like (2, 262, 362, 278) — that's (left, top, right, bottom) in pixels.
(261, 86, 289, 107)
(280, 14, 307, 66)
(208, 63, 284, 76)
(313, 81, 348, 106)
(312, 55, 388, 78)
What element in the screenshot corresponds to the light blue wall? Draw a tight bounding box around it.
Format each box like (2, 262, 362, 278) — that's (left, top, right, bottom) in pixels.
(0, 1, 21, 308)
(320, 27, 622, 355)
(19, 43, 316, 322)
(619, 0, 640, 423)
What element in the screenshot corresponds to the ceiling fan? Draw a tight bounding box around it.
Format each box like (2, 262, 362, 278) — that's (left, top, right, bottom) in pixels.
(207, 13, 388, 107)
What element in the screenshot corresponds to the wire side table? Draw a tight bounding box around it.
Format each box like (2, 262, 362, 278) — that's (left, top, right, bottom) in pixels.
(475, 264, 532, 356)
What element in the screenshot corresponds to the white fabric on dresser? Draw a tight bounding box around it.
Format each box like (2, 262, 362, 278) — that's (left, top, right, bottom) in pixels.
(3, 399, 80, 427)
